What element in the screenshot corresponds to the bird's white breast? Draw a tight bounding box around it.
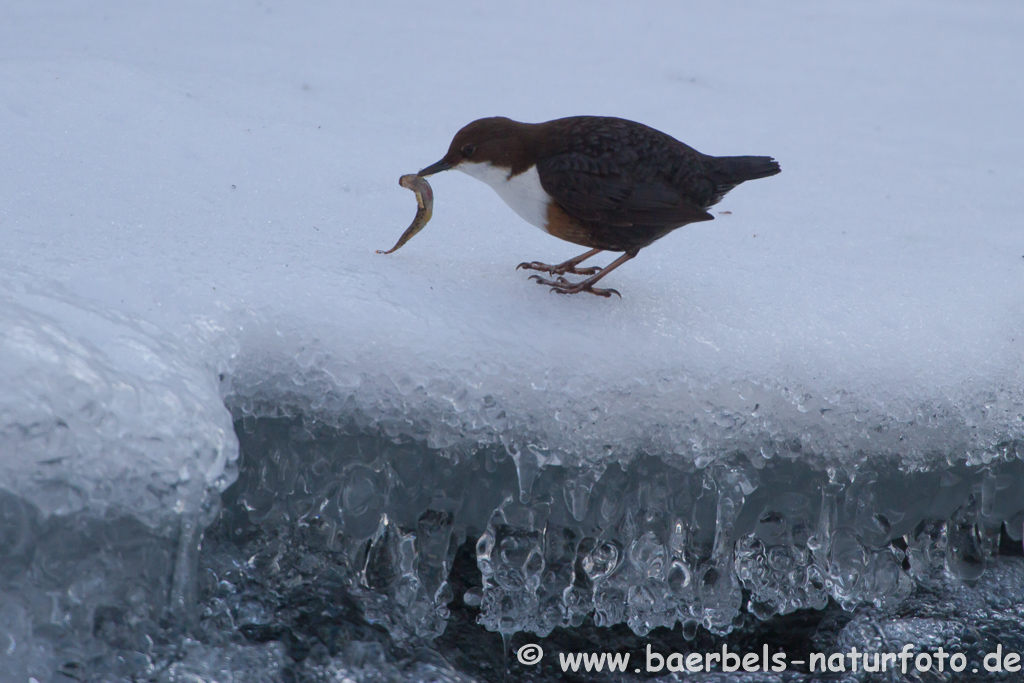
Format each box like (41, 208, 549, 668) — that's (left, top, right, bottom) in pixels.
(458, 162, 550, 232)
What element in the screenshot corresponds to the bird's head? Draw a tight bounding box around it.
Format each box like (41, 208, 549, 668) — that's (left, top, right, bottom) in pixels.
(418, 117, 532, 178)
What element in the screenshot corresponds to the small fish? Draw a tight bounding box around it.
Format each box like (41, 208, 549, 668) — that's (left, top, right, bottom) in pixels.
(377, 174, 434, 254)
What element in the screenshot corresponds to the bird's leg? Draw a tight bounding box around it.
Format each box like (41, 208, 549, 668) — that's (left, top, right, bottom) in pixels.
(516, 248, 604, 276)
(528, 250, 638, 298)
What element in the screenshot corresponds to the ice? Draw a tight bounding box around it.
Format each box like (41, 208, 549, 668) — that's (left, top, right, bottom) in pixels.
(0, 275, 236, 680)
(2, 0, 1024, 680)
(0, 275, 236, 524)
(216, 419, 1023, 643)
(186, 417, 1024, 682)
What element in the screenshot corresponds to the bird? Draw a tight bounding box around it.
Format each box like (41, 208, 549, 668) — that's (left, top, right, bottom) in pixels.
(417, 116, 780, 297)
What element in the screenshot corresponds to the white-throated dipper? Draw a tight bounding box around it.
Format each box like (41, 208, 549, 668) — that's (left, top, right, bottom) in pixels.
(418, 116, 780, 297)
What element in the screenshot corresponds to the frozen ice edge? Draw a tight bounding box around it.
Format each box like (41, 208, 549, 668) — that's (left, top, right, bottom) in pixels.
(0, 277, 238, 526)
(2, 278, 1024, 682)
(2, 273, 1021, 550)
(14, 270, 1023, 537)
(222, 335, 1024, 480)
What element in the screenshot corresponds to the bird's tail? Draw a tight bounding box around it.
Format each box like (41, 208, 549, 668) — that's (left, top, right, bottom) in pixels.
(711, 155, 781, 184)
(705, 155, 780, 206)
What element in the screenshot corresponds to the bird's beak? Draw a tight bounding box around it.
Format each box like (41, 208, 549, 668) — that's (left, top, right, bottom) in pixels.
(418, 158, 453, 177)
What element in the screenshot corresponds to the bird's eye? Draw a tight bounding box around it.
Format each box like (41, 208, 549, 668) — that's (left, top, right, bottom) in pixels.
(460, 144, 476, 158)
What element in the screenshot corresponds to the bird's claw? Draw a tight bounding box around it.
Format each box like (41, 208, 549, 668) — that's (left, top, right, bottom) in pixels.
(551, 284, 621, 298)
(527, 275, 570, 286)
(528, 275, 621, 298)
(517, 261, 603, 276)
(578, 285, 621, 299)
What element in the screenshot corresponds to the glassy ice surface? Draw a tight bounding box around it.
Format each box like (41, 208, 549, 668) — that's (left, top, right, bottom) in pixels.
(2, 1, 1024, 681)
(0, 280, 237, 681)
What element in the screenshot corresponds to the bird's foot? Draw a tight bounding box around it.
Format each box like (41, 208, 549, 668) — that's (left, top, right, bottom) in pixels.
(527, 275, 621, 298)
(516, 261, 602, 276)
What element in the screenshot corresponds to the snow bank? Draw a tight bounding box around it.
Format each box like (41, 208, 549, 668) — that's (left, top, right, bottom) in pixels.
(2, 1, 1021, 474)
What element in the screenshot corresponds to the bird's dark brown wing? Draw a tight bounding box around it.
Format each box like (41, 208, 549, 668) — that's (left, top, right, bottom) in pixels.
(536, 152, 714, 228)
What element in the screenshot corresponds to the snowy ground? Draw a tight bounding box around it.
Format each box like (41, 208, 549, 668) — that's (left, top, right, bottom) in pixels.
(2, 1, 1024, 681)
(4, 0, 1022, 464)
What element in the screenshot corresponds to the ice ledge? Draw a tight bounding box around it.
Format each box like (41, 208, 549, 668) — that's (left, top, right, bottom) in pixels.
(222, 342, 1024, 477)
(0, 278, 238, 526)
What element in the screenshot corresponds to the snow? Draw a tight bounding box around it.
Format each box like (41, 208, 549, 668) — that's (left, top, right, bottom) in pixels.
(2, 1, 1024, 679)
(4, 0, 1022, 475)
